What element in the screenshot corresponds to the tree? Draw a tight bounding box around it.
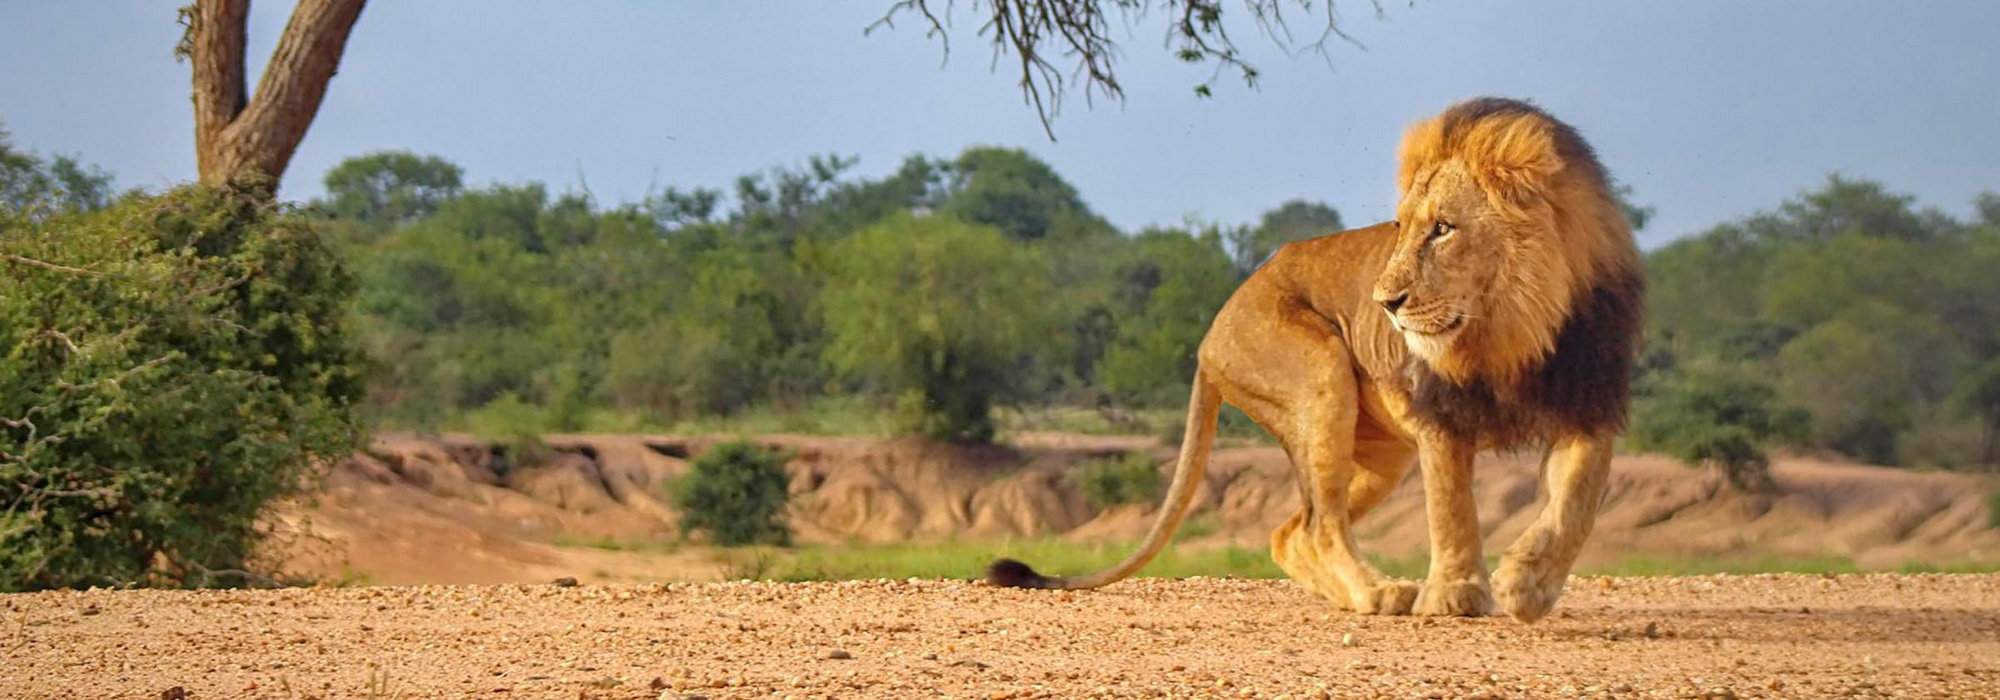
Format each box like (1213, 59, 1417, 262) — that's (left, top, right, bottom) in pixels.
(1226, 199, 1343, 275)
(317, 151, 465, 228)
(0, 124, 116, 215)
(941, 147, 1109, 242)
(1099, 228, 1238, 404)
(1977, 192, 2000, 230)
(822, 215, 1058, 443)
(1954, 358, 2000, 467)
(873, 1, 1376, 137)
(178, 0, 368, 189)
(1613, 181, 1655, 232)
(1629, 364, 1808, 492)
(2, 186, 362, 590)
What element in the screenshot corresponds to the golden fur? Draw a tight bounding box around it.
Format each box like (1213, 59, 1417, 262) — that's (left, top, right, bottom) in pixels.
(988, 97, 1644, 623)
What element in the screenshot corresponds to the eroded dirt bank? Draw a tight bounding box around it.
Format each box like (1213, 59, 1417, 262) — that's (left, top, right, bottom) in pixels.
(7, 575, 1999, 699)
(277, 433, 2000, 584)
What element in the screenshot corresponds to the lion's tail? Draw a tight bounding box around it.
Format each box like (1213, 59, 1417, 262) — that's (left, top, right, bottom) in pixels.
(985, 367, 1221, 590)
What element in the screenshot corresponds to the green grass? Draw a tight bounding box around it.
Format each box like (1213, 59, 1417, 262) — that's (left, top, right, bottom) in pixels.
(710, 538, 1432, 582)
(1570, 554, 2000, 577)
(547, 533, 680, 553)
(700, 539, 2000, 583)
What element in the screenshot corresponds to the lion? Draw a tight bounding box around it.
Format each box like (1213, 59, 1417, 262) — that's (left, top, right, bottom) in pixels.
(987, 97, 1643, 622)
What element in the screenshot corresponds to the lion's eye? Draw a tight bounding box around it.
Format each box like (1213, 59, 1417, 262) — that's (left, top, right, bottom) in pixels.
(1429, 220, 1454, 240)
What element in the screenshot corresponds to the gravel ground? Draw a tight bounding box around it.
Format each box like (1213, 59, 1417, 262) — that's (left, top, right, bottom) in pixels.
(6, 574, 1999, 700)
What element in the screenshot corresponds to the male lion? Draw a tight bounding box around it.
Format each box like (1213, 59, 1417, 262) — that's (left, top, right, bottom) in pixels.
(988, 97, 1643, 622)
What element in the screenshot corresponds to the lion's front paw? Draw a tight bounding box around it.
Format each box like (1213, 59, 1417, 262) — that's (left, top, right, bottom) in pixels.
(1350, 578, 1419, 615)
(1414, 578, 1495, 617)
(1492, 560, 1564, 623)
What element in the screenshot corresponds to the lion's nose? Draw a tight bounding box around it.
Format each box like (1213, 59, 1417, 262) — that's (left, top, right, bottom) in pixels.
(1378, 292, 1409, 314)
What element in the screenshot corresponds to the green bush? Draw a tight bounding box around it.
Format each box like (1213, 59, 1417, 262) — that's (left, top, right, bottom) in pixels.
(1074, 451, 1163, 509)
(1, 185, 363, 590)
(1985, 486, 2000, 530)
(673, 441, 792, 546)
(1630, 362, 1808, 492)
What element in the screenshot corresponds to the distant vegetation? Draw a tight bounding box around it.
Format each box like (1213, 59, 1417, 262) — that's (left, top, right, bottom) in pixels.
(314, 147, 1314, 445)
(306, 147, 1998, 475)
(6, 125, 2000, 590)
(1636, 178, 2000, 478)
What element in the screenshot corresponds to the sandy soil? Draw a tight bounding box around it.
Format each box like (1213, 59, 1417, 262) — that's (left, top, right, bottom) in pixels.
(8, 574, 1999, 700)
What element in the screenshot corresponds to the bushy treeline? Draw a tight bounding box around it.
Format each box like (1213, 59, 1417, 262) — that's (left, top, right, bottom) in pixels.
(321, 148, 2000, 470)
(317, 148, 1334, 442)
(1635, 177, 2000, 473)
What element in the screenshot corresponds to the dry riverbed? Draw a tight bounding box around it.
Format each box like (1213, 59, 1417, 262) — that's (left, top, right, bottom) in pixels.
(6, 574, 1999, 699)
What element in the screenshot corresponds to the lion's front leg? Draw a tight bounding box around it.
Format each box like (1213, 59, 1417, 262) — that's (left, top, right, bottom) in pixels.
(1492, 434, 1613, 622)
(1412, 436, 1496, 617)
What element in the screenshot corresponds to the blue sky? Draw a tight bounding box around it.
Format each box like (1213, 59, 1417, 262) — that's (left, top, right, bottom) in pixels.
(2, 1, 1995, 247)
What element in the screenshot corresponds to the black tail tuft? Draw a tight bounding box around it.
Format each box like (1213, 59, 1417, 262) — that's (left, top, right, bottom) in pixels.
(984, 558, 1055, 589)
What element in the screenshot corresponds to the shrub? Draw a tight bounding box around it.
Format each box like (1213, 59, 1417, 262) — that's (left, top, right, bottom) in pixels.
(673, 441, 792, 546)
(0, 185, 363, 590)
(1986, 486, 2000, 531)
(1629, 363, 1808, 492)
(1074, 451, 1163, 509)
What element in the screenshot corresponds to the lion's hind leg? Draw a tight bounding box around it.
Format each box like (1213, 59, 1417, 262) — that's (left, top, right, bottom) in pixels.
(1270, 509, 1343, 604)
(1295, 419, 1419, 615)
(1279, 350, 1417, 615)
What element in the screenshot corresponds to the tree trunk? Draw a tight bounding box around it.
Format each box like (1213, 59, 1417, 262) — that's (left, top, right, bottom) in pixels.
(188, 0, 367, 191)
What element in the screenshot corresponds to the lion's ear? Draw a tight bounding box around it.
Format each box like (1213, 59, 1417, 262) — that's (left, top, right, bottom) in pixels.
(1396, 116, 1447, 198)
(1467, 117, 1565, 204)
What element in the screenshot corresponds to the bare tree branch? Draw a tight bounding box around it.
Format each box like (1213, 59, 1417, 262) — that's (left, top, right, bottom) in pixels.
(2, 254, 100, 277)
(193, 268, 257, 298)
(874, 0, 1377, 139)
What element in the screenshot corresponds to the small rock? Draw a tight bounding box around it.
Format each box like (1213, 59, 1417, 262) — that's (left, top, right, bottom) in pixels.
(922, 653, 938, 660)
(1643, 621, 1660, 638)
(650, 677, 668, 690)
(552, 577, 579, 588)
(824, 649, 852, 660)
(950, 659, 990, 670)
(1340, 632, 1355, 647)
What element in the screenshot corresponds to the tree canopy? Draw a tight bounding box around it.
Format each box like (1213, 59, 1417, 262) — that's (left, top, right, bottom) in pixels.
(1642, 175, 2000, 470)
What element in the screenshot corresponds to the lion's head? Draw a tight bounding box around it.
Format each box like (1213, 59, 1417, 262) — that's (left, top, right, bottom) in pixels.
(1373, 98, 1641, 389)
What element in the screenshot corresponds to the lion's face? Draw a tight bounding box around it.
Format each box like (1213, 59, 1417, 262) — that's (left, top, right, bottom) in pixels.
(1374, 160, 1534, 360)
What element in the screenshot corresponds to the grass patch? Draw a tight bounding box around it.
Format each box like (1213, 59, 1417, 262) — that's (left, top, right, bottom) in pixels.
(547, 533, 679, 553)
(1575, 553, 2000, 577)
(708, 539, 1432, 582)
(703, 541, 2000, 583)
